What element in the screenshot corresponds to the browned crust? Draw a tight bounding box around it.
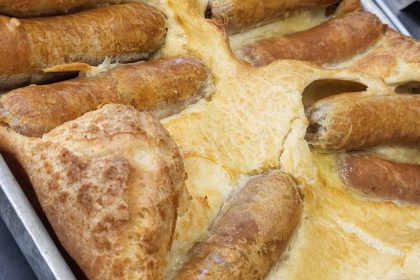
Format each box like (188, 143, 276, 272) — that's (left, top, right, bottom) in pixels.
(0, 104, 186, 279)
(333, 0, 361, 16)
(306, 93, 420, 151)
(0, 0, 113, 17)
(0, 3, 167, 82)
(173, 172, 302, 280)
(337, 153, 420, 204)
(0, 57, 209, 137)
(346, 27, 420, 83)
(208, 0, 339, 34)
(236, 12, 384, 66)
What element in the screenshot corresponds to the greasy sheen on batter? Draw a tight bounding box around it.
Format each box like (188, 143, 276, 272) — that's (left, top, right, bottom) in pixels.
(0, 0, 118, 17)
(0, 3, 166, 89)
(306, 93, 420, 151)
(207, 0, 339, 34)
(236, 12, 384, 66)
(0, 57, 209, 137)
(337, 153, 420, 204)
(267, 152, 420, 279)
(0, 104, 186, 280)
(173, 172, 301, 279)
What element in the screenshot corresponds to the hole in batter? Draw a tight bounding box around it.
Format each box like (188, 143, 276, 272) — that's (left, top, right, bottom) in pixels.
(302, 79, 367, 108)
(205, 3, 213, 19)
(394, 81, 420, 94)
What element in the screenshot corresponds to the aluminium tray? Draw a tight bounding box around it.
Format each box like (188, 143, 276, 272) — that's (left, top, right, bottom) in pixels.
(0, 1, 413, 279)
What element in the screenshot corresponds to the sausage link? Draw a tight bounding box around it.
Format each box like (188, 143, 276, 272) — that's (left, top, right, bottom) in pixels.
(0, 57, 209, 137)
(236, 12, 384, 66)
(208, 0, 339, 35)
(337, 153, 420, 204)
(0, 0, 118, 17)
(305, 94, 420, 151)
(173, 172, 302, 280)
(0, 3, 166, 90)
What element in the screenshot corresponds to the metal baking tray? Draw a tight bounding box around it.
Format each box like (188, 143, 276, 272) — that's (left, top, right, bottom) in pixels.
(0, 1, 413, 279)
(362, 0, 411, 36)
(0, 155, 76, 280)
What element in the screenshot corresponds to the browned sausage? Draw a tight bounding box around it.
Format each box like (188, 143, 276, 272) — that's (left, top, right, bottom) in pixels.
(337, 153, 420, 204)
(0, 3, 166, 90)
(207, 0, 339, 35)
(305, 93, 420, 151)
(172, 172, 302, 280)
(236, 12, 384, 66)
(0, 0, 118, 17)
(0, 57, 209, 137)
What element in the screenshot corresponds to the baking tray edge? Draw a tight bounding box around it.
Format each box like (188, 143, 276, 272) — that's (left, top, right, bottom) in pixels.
(0, 155, 75, 280)
(363, 0, 412, 36)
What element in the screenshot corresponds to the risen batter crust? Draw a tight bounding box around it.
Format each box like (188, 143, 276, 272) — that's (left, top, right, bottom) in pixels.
(147, 0, 420, 278)
(1, 0, 419, 279)
(332, 27, 420, 85)
(120, 1, 420, 279)
(0, 104, 186, 279)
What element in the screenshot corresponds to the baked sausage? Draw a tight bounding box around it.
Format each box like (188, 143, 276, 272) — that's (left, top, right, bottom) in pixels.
(236, 12, 384, 66)
(337, 153, 420, 204)
(0, 57, 209, 137)
(0, 0, 118, 17)
(0, 3, 166, 90)
(305, 93, 420, 151)
(207, 0, 339, 35)
(172, 172, 302, 280)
